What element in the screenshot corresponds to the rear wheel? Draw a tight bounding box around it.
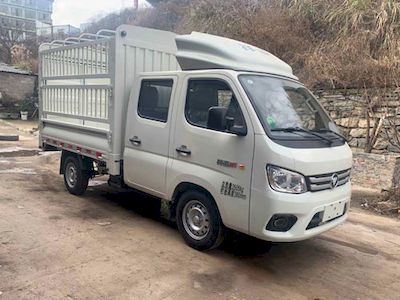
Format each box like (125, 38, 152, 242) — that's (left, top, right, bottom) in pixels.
(63, 156, 89, 195)
(176, 190, 224, 250)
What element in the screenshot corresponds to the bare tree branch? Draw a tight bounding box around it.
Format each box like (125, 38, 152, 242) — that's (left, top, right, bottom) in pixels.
(0, 29, 24, 64)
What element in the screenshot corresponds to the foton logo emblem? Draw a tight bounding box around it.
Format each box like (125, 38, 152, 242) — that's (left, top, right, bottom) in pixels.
(330, 173, 339, 189)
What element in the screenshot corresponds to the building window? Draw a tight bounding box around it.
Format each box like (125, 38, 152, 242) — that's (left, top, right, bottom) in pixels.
(25, 20, 35, 30)
(15, 19, 23, 27)
(10, 0, 22, 5)
(10, 7, 23, 17)
(25, 0, 35, 7)
(9, 17, 16, 27)
(0, 16, 10, 27)
(0, 4, 8, 13)
(37, 0, 51, 11)
(38, 12, 50, 22)
(25, 9, 36, 19)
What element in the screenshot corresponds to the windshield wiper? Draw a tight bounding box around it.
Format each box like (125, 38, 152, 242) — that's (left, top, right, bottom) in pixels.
(315, 128, 347, 143)
(271, 127, 333, 145)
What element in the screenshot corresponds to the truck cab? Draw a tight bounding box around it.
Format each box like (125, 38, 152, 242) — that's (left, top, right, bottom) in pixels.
(121, 68, 351, 249)
(39, 26, 352, 250)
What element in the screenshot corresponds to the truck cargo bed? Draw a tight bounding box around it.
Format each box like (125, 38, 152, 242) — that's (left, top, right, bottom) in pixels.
(39, 26, 180, 174)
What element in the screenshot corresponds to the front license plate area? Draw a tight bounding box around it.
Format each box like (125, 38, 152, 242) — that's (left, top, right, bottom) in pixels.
(323, 201, 345, 222)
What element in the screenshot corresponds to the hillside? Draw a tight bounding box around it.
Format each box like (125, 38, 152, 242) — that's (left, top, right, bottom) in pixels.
(87, 0, 400, 89)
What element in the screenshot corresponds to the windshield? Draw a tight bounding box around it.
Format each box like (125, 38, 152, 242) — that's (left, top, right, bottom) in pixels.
(239, 75, 336, 135)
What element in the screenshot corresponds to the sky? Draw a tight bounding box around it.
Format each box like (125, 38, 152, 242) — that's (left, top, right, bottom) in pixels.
(52, 0, 149, 28)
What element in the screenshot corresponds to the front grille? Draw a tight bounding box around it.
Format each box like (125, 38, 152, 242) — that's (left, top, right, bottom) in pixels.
(307, 169, 351, 192)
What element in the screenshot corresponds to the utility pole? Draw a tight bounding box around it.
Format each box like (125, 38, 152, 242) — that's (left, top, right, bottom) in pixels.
(134, 0, 139, 10)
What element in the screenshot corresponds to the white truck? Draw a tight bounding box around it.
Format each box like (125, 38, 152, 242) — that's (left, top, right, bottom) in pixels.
(38, 25, 352, 250)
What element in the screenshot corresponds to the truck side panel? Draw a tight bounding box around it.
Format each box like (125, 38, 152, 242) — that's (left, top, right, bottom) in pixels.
(112, 25, 181, 174)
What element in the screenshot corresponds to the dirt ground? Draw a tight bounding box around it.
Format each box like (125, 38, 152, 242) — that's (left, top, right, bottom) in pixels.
(1, 120, 400, 300)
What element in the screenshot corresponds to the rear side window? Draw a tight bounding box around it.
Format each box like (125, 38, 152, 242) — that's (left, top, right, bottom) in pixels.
(185, 79, 245, 131)
(138, 79, 173, 123)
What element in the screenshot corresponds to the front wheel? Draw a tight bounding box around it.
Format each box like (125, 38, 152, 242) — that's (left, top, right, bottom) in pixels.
(176, 190, 224, 250)
(63, 156, 89, 196)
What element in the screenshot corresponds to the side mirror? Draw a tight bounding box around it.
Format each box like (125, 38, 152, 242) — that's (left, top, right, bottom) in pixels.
(226, 117, 247, 136)
(226, 117, 234, 130)
(207, 107, 227, 131)
(207, 107, 247, 136)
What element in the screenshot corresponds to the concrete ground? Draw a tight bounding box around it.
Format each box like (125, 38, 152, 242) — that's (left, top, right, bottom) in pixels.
(1, 120, 400, 300)
(0, 119, 38, 148)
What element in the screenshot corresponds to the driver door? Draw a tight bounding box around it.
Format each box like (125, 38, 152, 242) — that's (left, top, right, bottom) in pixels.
(169, 75, 254, 232)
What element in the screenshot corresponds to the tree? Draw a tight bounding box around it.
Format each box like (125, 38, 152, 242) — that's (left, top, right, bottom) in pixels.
(146, 0, 190, 5)
(0, 29, 24, 64)
(85, 8, 138, 33)
(146, 0, 168, 5)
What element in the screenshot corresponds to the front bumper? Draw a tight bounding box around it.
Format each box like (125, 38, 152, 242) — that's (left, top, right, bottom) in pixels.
(249, 182, 351, 242)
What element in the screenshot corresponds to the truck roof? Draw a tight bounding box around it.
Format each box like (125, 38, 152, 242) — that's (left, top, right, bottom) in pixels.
(175, 31, 297, 80)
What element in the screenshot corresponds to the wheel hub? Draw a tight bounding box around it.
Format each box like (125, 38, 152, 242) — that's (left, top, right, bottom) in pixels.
(182, 200, 210, 240)
(65, 163, 77, 188)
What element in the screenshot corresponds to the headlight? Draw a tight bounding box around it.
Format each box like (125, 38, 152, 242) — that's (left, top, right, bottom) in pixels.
(266, 165, 307, 194)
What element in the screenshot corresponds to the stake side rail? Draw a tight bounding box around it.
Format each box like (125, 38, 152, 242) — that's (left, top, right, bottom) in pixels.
(39, 34, 116, 167)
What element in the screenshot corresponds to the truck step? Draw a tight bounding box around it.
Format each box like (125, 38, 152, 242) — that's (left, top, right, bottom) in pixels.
(108, 175, 131, 191)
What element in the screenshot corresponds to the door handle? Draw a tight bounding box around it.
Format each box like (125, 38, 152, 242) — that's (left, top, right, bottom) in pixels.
(176, 145, 191, 156)
(129, 136, 141, 146)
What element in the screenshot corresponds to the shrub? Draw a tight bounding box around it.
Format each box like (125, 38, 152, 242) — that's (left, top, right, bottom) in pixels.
(84, 0, 400, 89)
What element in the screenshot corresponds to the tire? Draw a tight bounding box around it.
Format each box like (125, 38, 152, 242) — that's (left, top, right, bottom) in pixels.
(63, 156, 89, 196)
(176, 190, 224, 251)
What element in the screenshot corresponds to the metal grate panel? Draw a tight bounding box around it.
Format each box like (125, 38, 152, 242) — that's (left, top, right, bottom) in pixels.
(307, 169, 351, 192)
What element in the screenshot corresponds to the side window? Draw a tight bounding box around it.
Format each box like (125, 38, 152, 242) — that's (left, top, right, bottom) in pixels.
(185, 79, 246, 132)
(138, 79, 173, 123)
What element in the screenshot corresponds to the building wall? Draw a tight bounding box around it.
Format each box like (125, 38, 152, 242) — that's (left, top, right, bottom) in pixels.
(0, 72, 37, 101)
(0, 0, 53, 37)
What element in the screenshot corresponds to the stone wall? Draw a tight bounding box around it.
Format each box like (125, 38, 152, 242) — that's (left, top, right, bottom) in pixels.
(0, 72, 37, 102)
(352, 152, 400, 191)
(316, 88, 400, 154)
